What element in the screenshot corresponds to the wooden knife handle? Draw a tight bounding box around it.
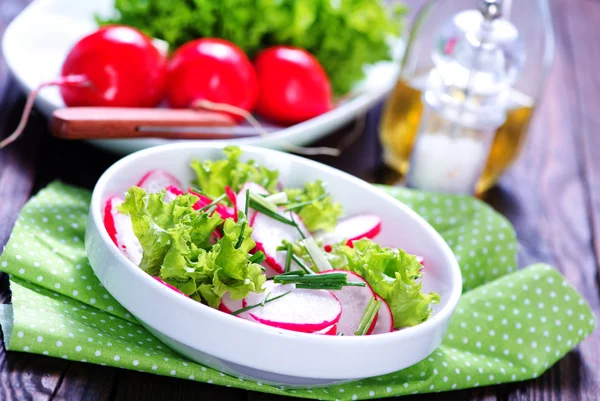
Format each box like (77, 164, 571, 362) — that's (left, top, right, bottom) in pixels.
(51, 107, 240, 140)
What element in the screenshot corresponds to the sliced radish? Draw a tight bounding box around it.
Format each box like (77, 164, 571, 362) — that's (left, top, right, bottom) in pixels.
(251, 211, 310, 273)
(372, 295, 394, 334)
(225, 186, 238, 220)
(320, 270, 377, 336)
(153, 277, 189, 297)
(188, 189, 236, 220)
(317, 214, 382, 250)
(164, 185, 185, 203)
(218, 291, 253, 320)
(244, 282, 341, 333)
(137, 170, 182, 193)
(103, 197, 143, 265)
(237, 182, 270, 222)
(263, 264, 280, 278)
(314, 324, 337, 335)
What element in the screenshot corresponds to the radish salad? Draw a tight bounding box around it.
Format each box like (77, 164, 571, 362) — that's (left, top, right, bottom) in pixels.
(103, 147, 440, 336)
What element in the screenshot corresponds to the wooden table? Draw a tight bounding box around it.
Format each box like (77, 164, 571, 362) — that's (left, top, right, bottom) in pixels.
(0, 0, 598, 400)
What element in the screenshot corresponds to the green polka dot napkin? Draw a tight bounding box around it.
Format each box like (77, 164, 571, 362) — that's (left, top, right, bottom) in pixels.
(0, 182, 595, 400)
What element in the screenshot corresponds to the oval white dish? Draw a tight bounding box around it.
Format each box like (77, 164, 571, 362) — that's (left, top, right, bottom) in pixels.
(2, 0, 401, 156)
(85, 143, 461, 387)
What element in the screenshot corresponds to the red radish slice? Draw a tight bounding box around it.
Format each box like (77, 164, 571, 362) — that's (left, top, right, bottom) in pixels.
(153, 277, 189, 297)
(320, 270, 378, 336)
(225, 186, 238, 220)
(244, 282, 341, 333)
(103, 197, 142, 265)
(318, 214, 382, 250)
(164, 185, 185, 203)
(263, 264, 280, 278)
(188, 189, 236, 220)
(372, 295, 394, 334)
(218, 292, 253, 319)
(237, 182, 270, 222)
(251, 211, 310, 273)
(315, 324, 337, 335)
(137, 170, 182, 193)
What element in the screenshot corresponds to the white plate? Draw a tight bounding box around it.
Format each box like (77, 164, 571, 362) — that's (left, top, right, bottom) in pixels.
(86, 144, 461, 387)
(2, 0, 402, 155)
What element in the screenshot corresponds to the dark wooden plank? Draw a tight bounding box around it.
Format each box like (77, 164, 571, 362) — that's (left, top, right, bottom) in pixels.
(111, 370, 246, 401)
(484, 1, 600, 400)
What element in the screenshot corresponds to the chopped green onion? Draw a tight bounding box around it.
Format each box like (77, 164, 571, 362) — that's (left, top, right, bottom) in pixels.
(197, 193, 227, 213)
(249, 251, 266, 264)
(249, 192, 279, 213)
(231, 291, 291, 316)
(261, 290, 271, 306)
(265, 192, 289, 205)
(285, 243, 293, 273)
(235, 222, 246, 249)
(284, 193, 328, 212)
(273, 272, 365, 290)
(291, 254, 316, 275)
(302, 237, 332, 272)
(205, 205, 217, 216)
(337, 332, 344, 336)
(354, 298, 382, 336)
(289, 211, 306, 239)
(190, 187, 205, 196)
(250, 198, 296, 226)
(244, 189, 250, 217)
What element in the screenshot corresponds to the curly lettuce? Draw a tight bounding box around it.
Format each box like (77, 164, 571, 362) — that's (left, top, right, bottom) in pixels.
(191, 146, 279, 198)
(98, 0, 405, 95)
(290, 238, 439, 328)
(285, 180, 343, 232)
(119, 187, 265, 308)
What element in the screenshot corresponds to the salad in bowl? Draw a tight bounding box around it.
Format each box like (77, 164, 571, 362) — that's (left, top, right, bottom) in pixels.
(86, 144, 460, 385)
(104, 146, 439, 336)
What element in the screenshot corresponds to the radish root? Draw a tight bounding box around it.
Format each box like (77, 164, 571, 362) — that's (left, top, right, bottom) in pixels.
(193, 99, 342, 157)
(0, 75, 89, 149)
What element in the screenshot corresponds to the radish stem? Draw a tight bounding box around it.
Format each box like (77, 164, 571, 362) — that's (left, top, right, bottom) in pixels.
(192, 99, 341, 157)
(0, 75, 89, 148)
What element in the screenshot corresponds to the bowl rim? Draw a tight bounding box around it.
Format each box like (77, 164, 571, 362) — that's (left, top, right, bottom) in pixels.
(89, 142, 462, 371)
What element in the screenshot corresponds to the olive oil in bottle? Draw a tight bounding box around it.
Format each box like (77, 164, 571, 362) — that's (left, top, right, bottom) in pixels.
(379, 74, 534, 194)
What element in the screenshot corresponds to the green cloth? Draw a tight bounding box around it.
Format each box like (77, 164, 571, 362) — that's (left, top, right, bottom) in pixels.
(0, 182, 595, 400)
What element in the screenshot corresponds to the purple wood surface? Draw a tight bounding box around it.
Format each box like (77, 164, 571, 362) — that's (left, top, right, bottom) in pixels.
(0, 0, 598, 400)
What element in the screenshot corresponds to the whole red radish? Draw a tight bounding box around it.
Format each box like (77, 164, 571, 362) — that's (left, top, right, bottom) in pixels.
(254, 46, 332, 125)
(165, 38, 258, 119)
(60, 25, 167, 108)
(0, 25, 167, 148)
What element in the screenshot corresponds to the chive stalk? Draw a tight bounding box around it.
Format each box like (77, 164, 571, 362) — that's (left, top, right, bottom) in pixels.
(354, 298, 382, 336)
(284, 243, 293, 273)
(231, 291, 291, 316)
(249, 251, 266, 264)
(273, 272, 366, 290)
(244, 189, 250, 217)
(235, 222, 246, 249)
(197, 193, 227, 213)
(284, 193, 328, 212)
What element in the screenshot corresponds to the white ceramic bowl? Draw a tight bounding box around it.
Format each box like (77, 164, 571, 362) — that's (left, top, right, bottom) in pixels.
(85, 143, 461, 387)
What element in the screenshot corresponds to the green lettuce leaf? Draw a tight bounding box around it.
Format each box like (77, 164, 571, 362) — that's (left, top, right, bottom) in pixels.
(97, 0, 404, 95)
(191, 146, 279, 198)
(118, 187, 265, 308)
(285, 180, 343, 232)
(324, 239, 439, 328)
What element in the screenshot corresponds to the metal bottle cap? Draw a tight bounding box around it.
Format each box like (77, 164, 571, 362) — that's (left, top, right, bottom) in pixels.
(478, 0, 503, 20)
